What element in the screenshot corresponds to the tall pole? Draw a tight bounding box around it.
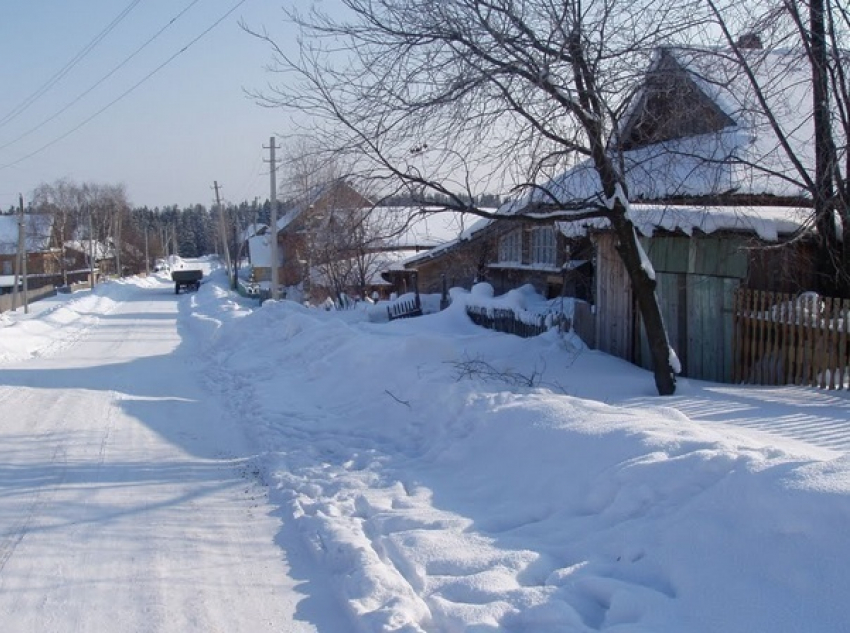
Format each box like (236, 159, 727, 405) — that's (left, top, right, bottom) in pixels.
(20, 195, 27, 313)
(89, 208, 95, 289)
(12, 194, 27, 313)
(144, 229, 150, 275)
(264, 136, 281, 300)
(213, 180, 233, 287)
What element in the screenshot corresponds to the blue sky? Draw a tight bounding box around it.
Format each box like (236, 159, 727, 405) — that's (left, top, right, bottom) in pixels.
(0, 0, 304, 211)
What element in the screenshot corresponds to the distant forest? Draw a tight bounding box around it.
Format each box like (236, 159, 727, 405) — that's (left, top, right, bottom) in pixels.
(3, 190, 504, 266)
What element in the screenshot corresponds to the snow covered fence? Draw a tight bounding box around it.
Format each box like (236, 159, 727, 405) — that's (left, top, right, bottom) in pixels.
(387, 298, 423, 320)
(0, 285, 57, 313)
(465, 305, 560, 338)
(733, 288, 850, 389)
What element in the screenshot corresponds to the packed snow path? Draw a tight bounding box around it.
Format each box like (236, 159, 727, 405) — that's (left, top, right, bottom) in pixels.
(3, 270, 850, 632)
(0, 281, 346, 632)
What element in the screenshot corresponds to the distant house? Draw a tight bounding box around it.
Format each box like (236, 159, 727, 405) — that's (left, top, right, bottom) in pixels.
(0, 213, 91, 293)
(513, 45, 823, 381)
(377, 208, 479, 297)
(405, 44, 825, 382)
(64, 238, 115, 276)
(402, 206, 593, 301)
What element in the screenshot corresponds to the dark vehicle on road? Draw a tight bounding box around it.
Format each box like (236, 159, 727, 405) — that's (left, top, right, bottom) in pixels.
(171, 269, 202, 294)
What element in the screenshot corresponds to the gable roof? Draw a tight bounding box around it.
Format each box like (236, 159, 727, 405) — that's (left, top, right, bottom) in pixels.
(65, 239, 114, 260)
(276, 180, 373, 233)
(527, 46, 821, 209)
(557, 203, 813, 241)
(0, 213, 54, 255)
(404, 47, 826, 267)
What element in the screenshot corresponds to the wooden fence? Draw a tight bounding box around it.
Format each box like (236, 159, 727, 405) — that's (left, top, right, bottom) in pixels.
(388, 298, 422, 321)
(733, 289, 850, 389)
(466, 306, 552, 338)
(0, 285, 57, 313)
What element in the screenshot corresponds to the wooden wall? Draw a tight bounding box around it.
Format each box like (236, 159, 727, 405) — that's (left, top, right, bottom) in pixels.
(595, 231, 760, 382)
(593, 232, 635, 361)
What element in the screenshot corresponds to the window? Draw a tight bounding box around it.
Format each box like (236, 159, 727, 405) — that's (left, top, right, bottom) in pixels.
(498, 230, 521, 263)
(531, 227, 556, 265)
(1, 261, 11, 275)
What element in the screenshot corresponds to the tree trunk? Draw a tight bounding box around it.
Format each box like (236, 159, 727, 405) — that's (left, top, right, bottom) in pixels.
(810, 0, 842, 291)
(610, 210, 677, 395)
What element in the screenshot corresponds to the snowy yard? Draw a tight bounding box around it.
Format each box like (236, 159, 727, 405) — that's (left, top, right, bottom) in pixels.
(1, 261, 849, 632)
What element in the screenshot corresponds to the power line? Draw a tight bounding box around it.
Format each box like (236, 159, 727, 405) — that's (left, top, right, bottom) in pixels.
(0, 0, 250, 172)
(0, 0, 205, 152)
(0, 0, 145, 130)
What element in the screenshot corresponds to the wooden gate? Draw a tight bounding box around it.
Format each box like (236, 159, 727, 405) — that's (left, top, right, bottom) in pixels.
(732, 289, 850, 389)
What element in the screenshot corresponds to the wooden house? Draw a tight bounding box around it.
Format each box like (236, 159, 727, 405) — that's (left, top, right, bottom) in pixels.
(0, 213, 90, 292)
(526, 45, 822, 382)
(246, 180, 372, 292)
(573, 205, 817, 382)
(403, 44, 824, 383)
(402, 210, 593, 301)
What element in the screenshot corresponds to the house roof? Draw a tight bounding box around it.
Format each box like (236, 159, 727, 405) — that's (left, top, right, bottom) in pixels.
(65, 239, 114, 260)
(240, 223, 268, 242)
(557, 203, 813, 241)
(371, 207, 474, 250)
(402, 47, 826, 269)
(275, 180, 373, 233)
(395, 210, 499, 268)
(0, 213, 54, 255)
(521, 46, 821, 209)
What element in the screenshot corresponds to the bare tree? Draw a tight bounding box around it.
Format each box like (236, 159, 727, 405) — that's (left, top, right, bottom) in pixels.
(245, 0, 710, 394)
(32, 179, 85, 286)
(703, 0, 849, 293)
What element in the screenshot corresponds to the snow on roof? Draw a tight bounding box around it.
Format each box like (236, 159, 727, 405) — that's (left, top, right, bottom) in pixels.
(557, 204, 813, 241)
(65, 239, 114, 260)
(667, 46, 816, 192)
(0, 213, 54, 254)
(248, 234, 274, 267)
(519, 47, 819, 211)
(375, 207, 478, 249)
(275, 180, 373, 233)
(240, 223, 268, 242)
(395, 211, 497, 267)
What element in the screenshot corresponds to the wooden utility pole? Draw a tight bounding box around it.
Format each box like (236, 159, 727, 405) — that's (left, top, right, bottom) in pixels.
(144, 229, 150, 275)
(213, 181, 233, 287)
(89, 208, 95, 288)
(264, 136, 281, 300)
(12, 194, 28, 313)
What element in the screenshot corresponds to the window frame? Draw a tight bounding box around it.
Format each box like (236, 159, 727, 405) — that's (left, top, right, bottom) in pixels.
(498, 229, 522, 263)
(530, 226, 557, 266)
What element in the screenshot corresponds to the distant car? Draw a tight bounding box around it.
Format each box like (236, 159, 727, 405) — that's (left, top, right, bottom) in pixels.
(171, 269, 203, 294)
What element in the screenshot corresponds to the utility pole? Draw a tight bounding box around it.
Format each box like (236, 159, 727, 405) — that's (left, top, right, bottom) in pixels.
(12, 194, 28, 314)
(264, 136, 281, 300)
(144, 229, 150, 275)
(89, 208, 95, 289)
(213, 181, 233, 287)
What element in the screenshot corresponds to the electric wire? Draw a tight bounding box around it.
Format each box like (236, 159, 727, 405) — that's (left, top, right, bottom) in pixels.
(0, 0, 250, 172)
(0, 0, 205, 152)
(0, 0, 145, 130)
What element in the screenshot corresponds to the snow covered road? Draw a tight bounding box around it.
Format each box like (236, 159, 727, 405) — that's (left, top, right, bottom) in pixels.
(0, 278, 346, 632)
(3, 268, 850, 632)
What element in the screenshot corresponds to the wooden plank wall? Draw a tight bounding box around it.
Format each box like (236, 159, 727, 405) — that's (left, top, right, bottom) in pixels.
(594, 233, 634, 362)
(733, 289, 850, 389)
(632, 234, 744, 381)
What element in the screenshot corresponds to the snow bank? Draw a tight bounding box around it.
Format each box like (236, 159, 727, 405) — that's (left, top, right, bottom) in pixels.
(5, 269, 849, 632)
(195, 280, 850, 632)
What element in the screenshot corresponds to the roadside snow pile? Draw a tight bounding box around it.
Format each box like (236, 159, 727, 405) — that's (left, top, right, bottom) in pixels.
(195, 282, 850, 633)
(0, 278, 146, 363)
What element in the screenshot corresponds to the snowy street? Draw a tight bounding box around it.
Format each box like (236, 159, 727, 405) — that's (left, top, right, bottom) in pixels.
(2, 265, 850, 632)
(0, 272, 346, 632)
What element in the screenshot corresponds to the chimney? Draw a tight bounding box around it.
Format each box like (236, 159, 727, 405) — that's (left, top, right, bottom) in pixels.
(735, 33, 763, 49)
